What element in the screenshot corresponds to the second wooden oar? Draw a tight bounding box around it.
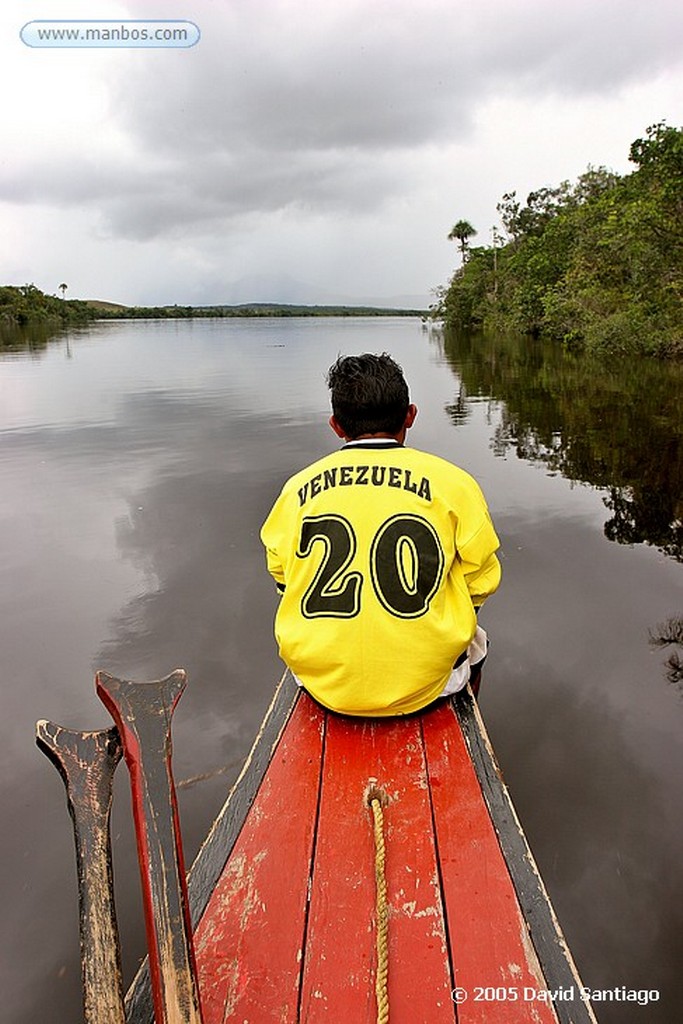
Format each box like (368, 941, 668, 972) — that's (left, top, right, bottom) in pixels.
(96, 669, 204, 1024)
(36, 720, 125, 1024)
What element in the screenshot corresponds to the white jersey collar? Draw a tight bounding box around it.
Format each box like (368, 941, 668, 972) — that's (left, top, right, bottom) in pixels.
(342, 438, 404, 450)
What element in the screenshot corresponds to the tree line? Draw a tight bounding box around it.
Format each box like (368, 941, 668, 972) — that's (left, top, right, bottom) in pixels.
(439, 122, 682, 358)
(92, 303, 423, 319)
(0, 285, 423, 332)
(0, 284, 98, 327)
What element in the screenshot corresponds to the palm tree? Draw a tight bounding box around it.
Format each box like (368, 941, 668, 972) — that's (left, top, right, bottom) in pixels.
(447, 220, 477, 261)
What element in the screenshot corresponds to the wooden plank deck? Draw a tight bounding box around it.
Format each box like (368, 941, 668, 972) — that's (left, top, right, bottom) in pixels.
(422, 700, 557, 1024)
(125, 673, 597, 1023)
(194, 692, 324, 1021)
(300, 710, 455, 1022)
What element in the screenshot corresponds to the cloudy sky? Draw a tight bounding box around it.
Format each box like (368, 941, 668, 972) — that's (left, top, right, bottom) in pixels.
(2, 0, 682, 307)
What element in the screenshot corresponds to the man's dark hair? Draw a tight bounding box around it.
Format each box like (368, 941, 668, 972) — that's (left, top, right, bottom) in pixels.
(326, 353, 410, 438)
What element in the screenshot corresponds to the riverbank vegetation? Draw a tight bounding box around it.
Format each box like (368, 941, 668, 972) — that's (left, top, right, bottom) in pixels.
(1, 285, 423, 337)
(0, 284, 99, 328)
(439, 123, 682, 357)
(93, 302, 424, 319)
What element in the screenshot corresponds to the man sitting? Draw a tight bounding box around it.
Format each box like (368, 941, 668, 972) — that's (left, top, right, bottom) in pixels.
(260, 352, 501, 716)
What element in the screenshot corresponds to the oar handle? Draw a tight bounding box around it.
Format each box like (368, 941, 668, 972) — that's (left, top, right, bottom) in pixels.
(96, 670, 204, 1024)
(36, 720, 125, 1024)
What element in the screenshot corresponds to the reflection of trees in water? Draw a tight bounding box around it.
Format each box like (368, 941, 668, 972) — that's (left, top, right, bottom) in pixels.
(650, 617, 683, 690)
(491, 413, 565, 472)
(439, 329, 683, 562)
(444, 383, 469, 426)
(604, 488, 683, 561)
(0, 320, 54, 352)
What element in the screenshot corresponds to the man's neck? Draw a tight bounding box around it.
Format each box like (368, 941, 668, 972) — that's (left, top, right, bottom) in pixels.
(346, 430, 406, 444)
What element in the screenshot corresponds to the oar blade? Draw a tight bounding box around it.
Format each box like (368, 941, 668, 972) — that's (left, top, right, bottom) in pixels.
(36, 719, 125, 1024)
(96, 670, 204, 1024)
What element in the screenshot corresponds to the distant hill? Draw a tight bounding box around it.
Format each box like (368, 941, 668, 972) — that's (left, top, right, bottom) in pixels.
(3, 287, 426, 326)
(84, 299, 128, 312)
(87, 301, 427, 319)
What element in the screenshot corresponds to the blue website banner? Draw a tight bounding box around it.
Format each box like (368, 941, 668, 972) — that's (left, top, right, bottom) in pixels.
(20, 20, 201, 49)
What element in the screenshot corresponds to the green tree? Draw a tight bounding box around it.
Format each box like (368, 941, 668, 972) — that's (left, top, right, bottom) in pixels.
(448, 220, 477, 261)
(0, 283, 97, 329)
(440, 124, 683, 357)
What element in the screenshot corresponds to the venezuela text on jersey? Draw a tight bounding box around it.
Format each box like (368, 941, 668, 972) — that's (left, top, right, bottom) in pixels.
(297, 464, 432, 507)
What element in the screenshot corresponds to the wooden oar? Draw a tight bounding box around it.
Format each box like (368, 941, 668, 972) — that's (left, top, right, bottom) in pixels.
(35, 720, 125, 1024)
(96, 669, 204, 1024)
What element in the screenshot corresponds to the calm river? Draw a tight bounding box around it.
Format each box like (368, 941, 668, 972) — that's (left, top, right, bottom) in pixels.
(1, 317, 681, 1023)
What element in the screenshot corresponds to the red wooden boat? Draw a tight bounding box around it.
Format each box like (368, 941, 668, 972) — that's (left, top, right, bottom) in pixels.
(40, 670, 598, 1024)
(127, 672, 596, 1024)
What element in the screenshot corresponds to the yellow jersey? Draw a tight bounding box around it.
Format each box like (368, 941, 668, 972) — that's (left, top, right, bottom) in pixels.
(260, 440, 501, 716)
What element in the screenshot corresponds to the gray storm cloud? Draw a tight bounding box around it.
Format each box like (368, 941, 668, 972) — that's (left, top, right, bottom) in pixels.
(4, 0, 683, 250)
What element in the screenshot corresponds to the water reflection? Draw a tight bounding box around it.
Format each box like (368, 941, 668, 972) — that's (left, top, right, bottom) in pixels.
(3, 319, 682, 1024)
(438, 330, 683, 562)
(491, 658, 683, 1015)
(0, 319, 78, 354)
(649, 616, 683, 692)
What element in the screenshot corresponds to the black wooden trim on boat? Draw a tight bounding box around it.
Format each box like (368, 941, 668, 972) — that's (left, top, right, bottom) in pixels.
(452, 688, 598, 1024)
(187, 671, 302, 925)
(125, 671, 300, 1023)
